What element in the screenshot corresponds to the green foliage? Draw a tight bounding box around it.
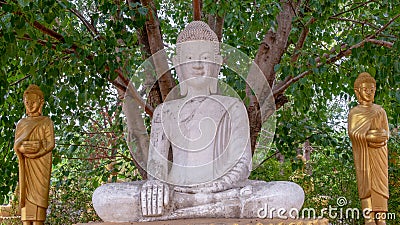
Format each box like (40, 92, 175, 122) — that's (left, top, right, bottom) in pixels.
(46, 158, 104, 224)
(387, 131, 400, 224)
(0, 0, 399, 224)
(0, 218, 20, 225)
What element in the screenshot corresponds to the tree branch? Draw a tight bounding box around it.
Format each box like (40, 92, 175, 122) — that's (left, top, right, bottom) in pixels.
(273, 13, 399, 97)
(249, 0, 302, 153)
(193, 0, 201, 21)
(61, 156, 119, 160)
(10, 74, 31, 86)
(252, 151, 279, 171)
(19, 15, 80, 54)
(330, 0, 376, 18)
(23, 17, 150, 109)
(32, 21, 65, 42)
(215, 15, 224, 42)
(255, 0, 302, 87)
(18, 34, 76, 54)
(126, 0, 163, 109)
(58, 143, 114, 150)
(65, 4, 101, 39)
(291, 17, 316, 63)
(369, 14, 400, 38)
(366, 39, 394, 48)
(82, 131, 117, 135)
(141, 0, 176, 101)
(329, 16, 379, 29)
(207, 9, 224, 42)
(112, 69, 154, 116)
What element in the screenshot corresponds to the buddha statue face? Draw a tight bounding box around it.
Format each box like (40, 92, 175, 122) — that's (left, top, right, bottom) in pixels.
(24, 94, 43, 116)
(357, 82, 376, 103)
(23, 85, 44, 117)
(354, 72, 376, 105)
(173, 41, 222, 94)
(172, 21, 222, 96)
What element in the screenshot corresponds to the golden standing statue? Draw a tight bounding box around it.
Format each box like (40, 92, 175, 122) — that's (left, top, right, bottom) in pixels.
(14, 85, 55, 225)
(348, 72, 389, 225)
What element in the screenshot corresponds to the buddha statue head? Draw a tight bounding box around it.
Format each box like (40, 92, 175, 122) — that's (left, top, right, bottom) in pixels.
(173, 21, 223, 96)
(354, 72, 376, 105)
(23, 84, 45, 117)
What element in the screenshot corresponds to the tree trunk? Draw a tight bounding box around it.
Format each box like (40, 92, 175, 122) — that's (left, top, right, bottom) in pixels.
(122, 81, 150, 179)
(247, 0, 301, 153)
(141, 0, 176, 101)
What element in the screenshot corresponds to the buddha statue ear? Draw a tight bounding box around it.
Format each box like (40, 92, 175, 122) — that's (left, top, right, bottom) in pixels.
(209, 55, 222, 94)
(209, 78, 218, 94)
(39, 98, 44, 115)
(173, 56, 188, 96)
(354, 88, 361, 103)
(180, 81, 188, 96)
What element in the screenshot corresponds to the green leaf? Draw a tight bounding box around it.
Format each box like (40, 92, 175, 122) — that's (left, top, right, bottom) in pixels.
(138, 6, 148, 15)
(18, 0, 30, 7)
(367, 67, 377, 76)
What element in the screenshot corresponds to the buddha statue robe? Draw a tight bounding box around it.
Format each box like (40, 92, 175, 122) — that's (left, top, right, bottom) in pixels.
(14, 116, 54, 222)
(348, 104, 389, 211)
(147, 95, 251, 188)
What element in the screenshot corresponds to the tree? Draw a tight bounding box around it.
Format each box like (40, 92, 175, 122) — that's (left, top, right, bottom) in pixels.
(1, 0, 399, 223)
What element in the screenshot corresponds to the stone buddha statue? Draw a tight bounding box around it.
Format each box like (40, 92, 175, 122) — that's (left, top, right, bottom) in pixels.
(348, 72, 389, 225)
(14, 84, 55, 225)
(93, 21, 304, 222)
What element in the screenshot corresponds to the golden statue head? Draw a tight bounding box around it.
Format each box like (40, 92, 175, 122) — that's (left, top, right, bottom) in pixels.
(173, 21, 222, 96)
(23, 84, 45, 116)
(354, 72, 376, 105)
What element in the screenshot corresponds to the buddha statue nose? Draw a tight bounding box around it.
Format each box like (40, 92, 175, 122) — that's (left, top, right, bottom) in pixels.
(192, 61, 204, 70)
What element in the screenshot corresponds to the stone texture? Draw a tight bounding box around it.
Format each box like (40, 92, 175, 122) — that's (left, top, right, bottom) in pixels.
(75, 218, 330, 225)
(0, 205, 21, 223)
(93, 181, 304, 222)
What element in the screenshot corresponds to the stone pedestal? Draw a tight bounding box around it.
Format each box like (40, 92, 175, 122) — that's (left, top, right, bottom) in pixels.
(0, 205, 12, 218)
(0, 204, 21, 223)
(75, 218, 329, 225)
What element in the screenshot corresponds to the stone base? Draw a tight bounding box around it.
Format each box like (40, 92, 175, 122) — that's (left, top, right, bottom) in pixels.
(0, 204, 21, 223)
(0, 205, 12, 217)
(75, 218, 329, 225)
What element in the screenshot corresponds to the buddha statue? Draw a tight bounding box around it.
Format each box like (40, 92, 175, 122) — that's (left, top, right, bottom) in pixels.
(348, 72, 389, 225)
(14, 84, 55, 225)
(93, 21, 304, 222)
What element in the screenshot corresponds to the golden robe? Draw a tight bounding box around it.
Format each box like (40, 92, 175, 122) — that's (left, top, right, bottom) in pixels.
(14, 116, 54, 221)
(348, 104, 389, 211)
